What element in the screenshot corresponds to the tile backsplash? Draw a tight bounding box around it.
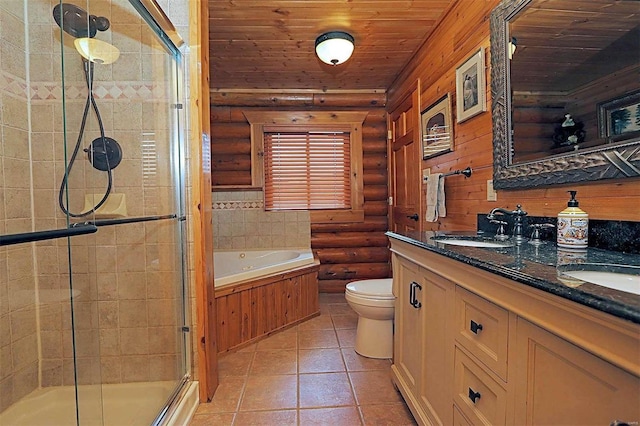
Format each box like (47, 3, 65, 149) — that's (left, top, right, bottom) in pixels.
(213, 191, 311, 250)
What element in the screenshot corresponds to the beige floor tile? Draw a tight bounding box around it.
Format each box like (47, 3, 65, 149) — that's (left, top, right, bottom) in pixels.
(336, 329, 357, 347)
(195, 376, 245, 414)
(328, 303, 354, 315)
(331, 314, 358, 330)
(237, 343, 257, 353)
(218, 351, 255, 377)
(255, 328, 297, 351)
(190, 412, 235, 426)
(299, 372, 356, 408)
(319, 293, 347, 304)
(190, 293, 416, 426)
(239, 374, 298, 411)
(234, 409, 297, 425)
(299, 348, 346, 373)
(250, 349, 297, 375)
(341, 349, 391, 372)
(299, 406, 363, 425)
(360, 403, 417, 426)
(349, 370, 403, 405)
(298, 329, 339, 349)
(297, 314, 335, 331)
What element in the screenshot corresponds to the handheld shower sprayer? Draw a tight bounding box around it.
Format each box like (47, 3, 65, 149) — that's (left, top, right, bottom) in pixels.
(53, 4, 123, 218)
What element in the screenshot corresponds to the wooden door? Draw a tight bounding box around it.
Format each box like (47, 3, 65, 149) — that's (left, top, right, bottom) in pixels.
(513, 318, 640, 425)
(389, 87, 421, 233)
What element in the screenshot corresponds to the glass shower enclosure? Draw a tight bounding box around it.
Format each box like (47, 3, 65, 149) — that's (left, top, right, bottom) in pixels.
(0, 1, 191, 424)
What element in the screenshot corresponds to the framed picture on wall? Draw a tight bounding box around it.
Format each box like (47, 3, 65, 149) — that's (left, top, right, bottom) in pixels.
(456, 48, 486, 123)
(597, 90, 640, 143)
(421, 94, 453, 159)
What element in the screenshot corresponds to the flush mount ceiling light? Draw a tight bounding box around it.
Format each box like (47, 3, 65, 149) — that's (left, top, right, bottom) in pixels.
(315, 31, 355, 65)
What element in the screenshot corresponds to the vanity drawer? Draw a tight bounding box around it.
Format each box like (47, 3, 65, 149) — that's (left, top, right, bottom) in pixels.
(455, 286, 509, 380)
(454, 346, 507, 426)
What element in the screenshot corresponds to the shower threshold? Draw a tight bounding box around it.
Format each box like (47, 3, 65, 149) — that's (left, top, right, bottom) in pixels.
(0, 381, 176, 426)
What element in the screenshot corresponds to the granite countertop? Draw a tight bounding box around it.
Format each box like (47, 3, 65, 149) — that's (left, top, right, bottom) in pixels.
(386, 230, 640, 324)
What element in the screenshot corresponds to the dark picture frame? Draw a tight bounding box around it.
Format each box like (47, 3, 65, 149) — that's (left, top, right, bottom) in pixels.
(456, 48, 486, 123)
(597, 90, 640, 143)
(421, 94, 453, 159)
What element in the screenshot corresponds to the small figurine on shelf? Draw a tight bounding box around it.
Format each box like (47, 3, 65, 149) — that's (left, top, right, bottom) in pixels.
(553, 114, 585, 148)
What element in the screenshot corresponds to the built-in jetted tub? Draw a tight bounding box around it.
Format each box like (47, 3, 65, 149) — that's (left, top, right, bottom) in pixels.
(213, 249, 320, 353)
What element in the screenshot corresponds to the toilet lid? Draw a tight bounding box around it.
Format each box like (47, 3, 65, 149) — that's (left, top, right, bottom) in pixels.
(346, 278, 394, 300)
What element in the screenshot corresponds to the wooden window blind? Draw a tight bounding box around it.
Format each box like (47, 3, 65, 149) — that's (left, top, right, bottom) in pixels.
(264, 131, 351, 210)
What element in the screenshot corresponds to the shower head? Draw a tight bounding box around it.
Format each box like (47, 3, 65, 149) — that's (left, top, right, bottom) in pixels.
(74, 38, 120, 64)
(53, 3, 110, 39)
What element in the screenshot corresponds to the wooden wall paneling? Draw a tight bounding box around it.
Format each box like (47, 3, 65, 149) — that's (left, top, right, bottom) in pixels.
(190, 0, 217, 402)
(215, 266, 320, 353)
(389, 0, 640, 230)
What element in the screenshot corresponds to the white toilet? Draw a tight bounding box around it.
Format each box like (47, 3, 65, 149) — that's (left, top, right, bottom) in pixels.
(345, 278, 395, 359)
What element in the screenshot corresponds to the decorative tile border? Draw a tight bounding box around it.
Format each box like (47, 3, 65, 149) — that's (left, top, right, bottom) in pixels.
(213, 201, 264, 210)
(1, 71, 165, 102)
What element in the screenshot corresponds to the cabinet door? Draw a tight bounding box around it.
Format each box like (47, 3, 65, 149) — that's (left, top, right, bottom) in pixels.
(393, 255, 424, 393)
(419, 269, 454, 426)
(514, 318, 640, 425)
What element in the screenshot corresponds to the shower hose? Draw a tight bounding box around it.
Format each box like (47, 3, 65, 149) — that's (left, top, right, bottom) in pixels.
(58, 59, 115, 218)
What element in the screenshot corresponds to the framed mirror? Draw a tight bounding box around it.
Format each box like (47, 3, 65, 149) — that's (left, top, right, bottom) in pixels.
(490, 0, 640, 189)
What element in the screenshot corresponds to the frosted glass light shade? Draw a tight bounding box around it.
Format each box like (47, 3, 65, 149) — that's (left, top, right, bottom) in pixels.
(315, 31, 355, 65)
(74, 38, 120, 64)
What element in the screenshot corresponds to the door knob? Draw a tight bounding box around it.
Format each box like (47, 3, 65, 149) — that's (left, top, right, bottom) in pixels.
(407, 214, 419, 221)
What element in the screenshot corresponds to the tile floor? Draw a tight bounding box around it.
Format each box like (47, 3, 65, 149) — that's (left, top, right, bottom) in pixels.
(190, 293, 416, 426)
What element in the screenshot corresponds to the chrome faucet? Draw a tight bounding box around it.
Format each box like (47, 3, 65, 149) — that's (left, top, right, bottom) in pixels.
(487, 204, 528, 243)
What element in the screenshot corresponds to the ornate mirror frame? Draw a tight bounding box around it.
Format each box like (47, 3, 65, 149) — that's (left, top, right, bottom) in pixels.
(490, 0, 640, 190)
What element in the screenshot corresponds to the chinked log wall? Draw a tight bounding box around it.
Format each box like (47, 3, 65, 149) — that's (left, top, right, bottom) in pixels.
(211, 91, 391, 292)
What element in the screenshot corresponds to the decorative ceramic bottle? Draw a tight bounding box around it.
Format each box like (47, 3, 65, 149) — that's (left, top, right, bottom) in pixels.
(557, 190, 588, 250)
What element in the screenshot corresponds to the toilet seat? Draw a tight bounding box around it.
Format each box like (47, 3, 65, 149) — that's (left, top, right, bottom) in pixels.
(345, 278, 394, 301)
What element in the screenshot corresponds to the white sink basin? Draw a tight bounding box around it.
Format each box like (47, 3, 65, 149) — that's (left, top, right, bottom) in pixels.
(558, 263, 640, 295)
(562, 270, 640, 295)
(432, 238, 513, 248)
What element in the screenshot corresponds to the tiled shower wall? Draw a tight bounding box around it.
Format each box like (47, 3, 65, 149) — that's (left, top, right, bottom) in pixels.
(1, 0, 191, 412)
(0, 1, 39, 412)
(213, 191, 311, 250)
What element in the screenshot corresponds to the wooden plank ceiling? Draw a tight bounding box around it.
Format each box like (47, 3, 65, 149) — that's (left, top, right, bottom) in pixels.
(208, 0, 454, 91)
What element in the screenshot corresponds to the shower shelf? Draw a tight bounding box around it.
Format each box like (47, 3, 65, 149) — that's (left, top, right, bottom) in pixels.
(0, 224, 98, 247)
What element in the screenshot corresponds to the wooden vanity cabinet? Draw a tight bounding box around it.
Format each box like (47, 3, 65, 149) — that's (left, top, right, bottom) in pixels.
(392, 249, 455, 426)
(513, 318, 640, 425)
(389, 238, 640, 426)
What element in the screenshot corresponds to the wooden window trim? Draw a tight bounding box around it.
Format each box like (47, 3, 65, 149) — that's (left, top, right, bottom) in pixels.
(243, 111, 367, 223)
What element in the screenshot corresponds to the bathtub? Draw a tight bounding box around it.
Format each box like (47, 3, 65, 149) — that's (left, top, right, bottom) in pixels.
(213, 248, 320, 353)
(214, 248, 316, 288)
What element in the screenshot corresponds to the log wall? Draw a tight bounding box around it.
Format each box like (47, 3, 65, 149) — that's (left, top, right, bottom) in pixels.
(388, 0, 640, 229)
(215, 265, 319, 353)
(211, 92, 390, 293)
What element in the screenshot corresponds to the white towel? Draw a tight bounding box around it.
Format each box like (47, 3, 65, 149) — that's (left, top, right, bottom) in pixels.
(426, 173, 445, 222)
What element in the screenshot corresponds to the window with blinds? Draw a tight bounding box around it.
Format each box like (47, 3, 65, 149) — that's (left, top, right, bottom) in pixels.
(264, 131, 351, 210)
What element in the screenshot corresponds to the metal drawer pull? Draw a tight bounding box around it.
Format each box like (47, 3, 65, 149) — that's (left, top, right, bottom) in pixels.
(470, 320, 483, 334)
(409, 281, 422, 309)
(468, 387, 481, 404)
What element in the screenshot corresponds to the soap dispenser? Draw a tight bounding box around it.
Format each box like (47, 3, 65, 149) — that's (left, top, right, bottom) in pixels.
(557, 190, 588, 250)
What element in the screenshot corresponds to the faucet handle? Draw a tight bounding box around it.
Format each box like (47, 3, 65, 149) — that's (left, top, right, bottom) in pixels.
(528, 223, 555, 245)
(490, 219, 509, 241)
